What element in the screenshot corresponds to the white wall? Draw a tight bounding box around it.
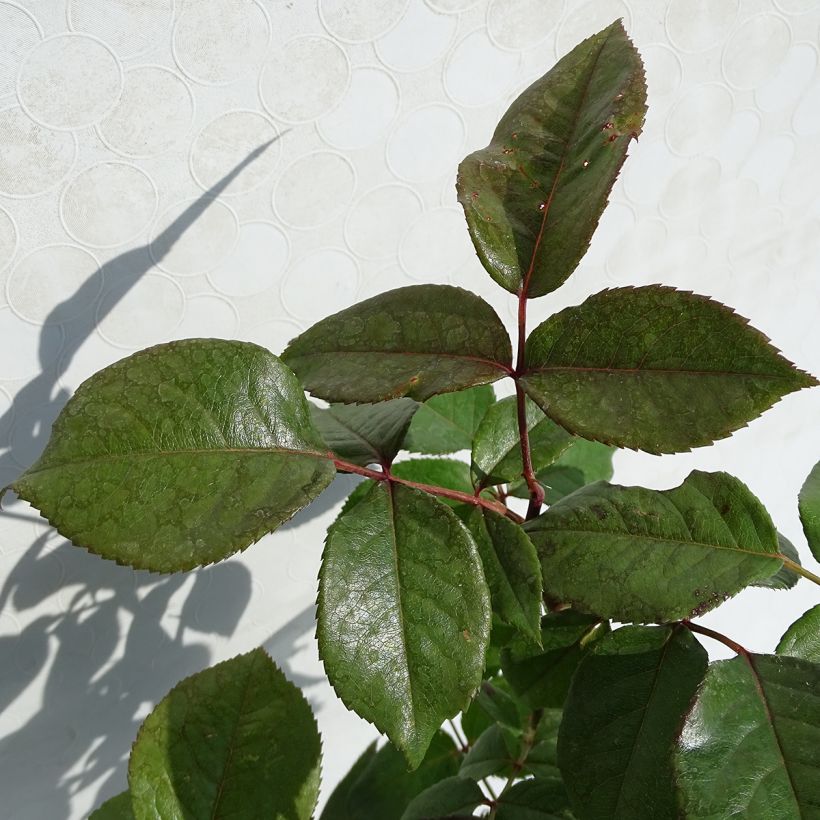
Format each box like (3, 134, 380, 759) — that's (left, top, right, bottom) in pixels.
(0, 0, 819, 817)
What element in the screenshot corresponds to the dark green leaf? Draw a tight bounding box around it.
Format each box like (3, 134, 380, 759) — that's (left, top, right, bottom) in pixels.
(457, 20, 646, 298)
(509, 439, 615, 503)
(88, 792, 134, 819)
(465, 507, 542, 643)
(10, 340, 335, 572)
(311, 399, 419, 467)
(400, 776, 485, 819)
(501, 612, 608, 709)
(128, 648, 320, 820)
(559, 625, 707, 819)
(472, 396, 572, 488)
(799, 460, 820, 561)
(777, 604, 820, 663)
(675, 653, 820, 818)
(496, 779, 574, 820)
(460, 724, 518, 781)
(345, 732, 461, 820)
(753, 532, 801, 590)
(318, 482, 491, 767)
(391, 459, 474, 510)
(524, 710, 563, 780)
(404, 386, 496, 455)
(521, 286, 817, 453)
(473, 678, 527, 731)
(282, 286, 512, 403)
(320, 742, 378, 820)
(526, 470, 783, 622)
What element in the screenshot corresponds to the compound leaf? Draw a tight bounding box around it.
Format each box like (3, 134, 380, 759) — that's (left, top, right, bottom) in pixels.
(521, 286, 817, 454)
(525, 470, 782, 622)
(777, 604, 820, 663)
(282, 286, 512, 403)
(404, 385, 495, 454)
(128, 648, 320, 820)
(311, 399, 419, 467)
(465, 507, 543, 643)
(10, 340, 334, 573)
(799, 460, 820, 561)
(457, 20, 646, 298)
(472, 396, 572, 488)
(318, 482, 491, 767)
(675, 653, 820, 819)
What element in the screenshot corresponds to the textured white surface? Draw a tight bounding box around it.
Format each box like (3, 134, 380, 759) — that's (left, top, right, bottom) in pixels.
(1, 1, 820, 817)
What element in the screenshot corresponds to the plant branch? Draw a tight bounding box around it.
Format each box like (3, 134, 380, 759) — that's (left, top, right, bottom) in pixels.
(682, 620, 749, 656)
(487, 708, 543, 818)
(331, 457, 524, 523)
(779, 555, 820, 588)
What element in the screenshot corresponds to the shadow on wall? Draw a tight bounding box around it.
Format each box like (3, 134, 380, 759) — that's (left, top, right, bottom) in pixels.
(0, 137, 343, 817)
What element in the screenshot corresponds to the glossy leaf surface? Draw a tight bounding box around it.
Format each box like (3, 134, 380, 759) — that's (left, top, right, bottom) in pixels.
(777, 604, 820, 663)
(318, 482, 491, 767)
(496, 779, 574, 820)
(400, 776, 485, 820)
(799, 459, 820, 560)
(89, 792, 134, 819)
(457, 21, 646, 298)
(344, 733, 460, 820)
(501, 612, 608, 709)
(521, 286, 817, 453)
(508, 438, 614, 503)
(559, 625, 707, 819)
(472, 396, 572, 488)
(404, 385, 495, 454)
(676, 653, 820, 818)
(282, 285, 512, 403)
(753, 532, 801, 590)
(465, 507, 543, 642)
(311, 399, 419, 467)
(10, 340, 334, 572)
(128, 649, 320, 820)
(526, 471, 782, 622)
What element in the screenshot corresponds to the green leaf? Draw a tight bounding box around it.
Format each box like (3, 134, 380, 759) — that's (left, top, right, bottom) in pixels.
(282, 285, 512, 403)
(311, 399, 419, 467)
(465, 507, 542, 643)
(128, 648, 321, 820)
(473, 678, 527, 731)
(799, 460, 820, 561)
(501, 612, 609, 709)
(88, 792, 134, 819)
(558, 625, 707, 819)
(777, 604, 820, 663)
(753, 532, 801, 590)
(460, 723, 518, 781)
(496, 779, 574, 820)
(509, 438, 615, 503)
(404, 385, 496, 455)
(318, 481, 491, 767)
(400, 776, 485, 820)
(521, 286, 817, 453)
(344, 732, 461, 820)
(675, 653, 820, 819)
(524, 710, 564, 780)
(457, 20, 646, 298)
(472, 396, 573, 488)
(525, 470, 783, 622)
(320, 742, 378, 820)
(390, 458, 474, 509)
(10, 340, 335, 572)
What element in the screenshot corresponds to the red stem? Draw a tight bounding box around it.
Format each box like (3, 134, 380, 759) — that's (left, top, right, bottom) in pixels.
(682, 620, 749, 656)
(515, 290, 544, 520)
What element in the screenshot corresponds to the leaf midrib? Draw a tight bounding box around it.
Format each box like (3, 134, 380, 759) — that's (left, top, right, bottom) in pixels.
(536, 524, 782, 561)
(291, 348, 513, 373)
(20, 445, 330, 478)
(523, 365, 800, 380)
